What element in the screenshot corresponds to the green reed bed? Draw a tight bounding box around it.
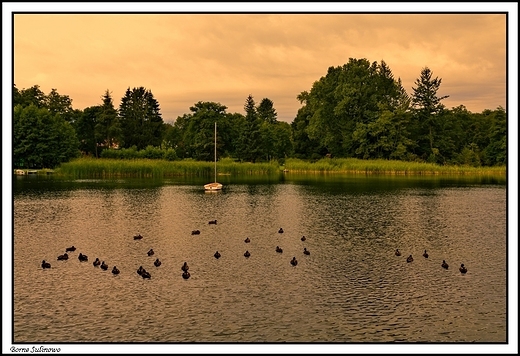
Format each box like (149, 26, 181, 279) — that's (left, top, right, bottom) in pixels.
(217, 158, 279, 175)
(55, 157, 505, 178)
(56, 157, 280, 178)
(284, 158, 506, 175)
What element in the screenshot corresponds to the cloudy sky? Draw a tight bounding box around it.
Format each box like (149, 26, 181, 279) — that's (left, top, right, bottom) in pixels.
(6, 3, 516, 124)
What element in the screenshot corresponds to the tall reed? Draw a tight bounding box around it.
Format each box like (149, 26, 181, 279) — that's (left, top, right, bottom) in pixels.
(283, 158, 506, 175)
(56, 157, 280, 178)
(55, 157, 506, 178)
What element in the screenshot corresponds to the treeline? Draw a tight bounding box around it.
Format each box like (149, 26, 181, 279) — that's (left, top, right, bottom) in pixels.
(13, 57, 506, 169)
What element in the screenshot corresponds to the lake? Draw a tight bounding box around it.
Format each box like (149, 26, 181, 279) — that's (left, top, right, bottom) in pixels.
(8, 173, 510, 352)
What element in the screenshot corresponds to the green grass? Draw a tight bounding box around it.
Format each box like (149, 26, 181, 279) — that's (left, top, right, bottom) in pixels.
(54, 157, 506, 178)
(55, 157, 280, 178)
(283, 158, 506, 176)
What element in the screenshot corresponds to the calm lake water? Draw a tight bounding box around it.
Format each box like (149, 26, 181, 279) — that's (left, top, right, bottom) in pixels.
(10, 173, 509, 350)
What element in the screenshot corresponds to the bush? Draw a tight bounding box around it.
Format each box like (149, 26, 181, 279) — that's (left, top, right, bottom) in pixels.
(164, 148, 178, 161)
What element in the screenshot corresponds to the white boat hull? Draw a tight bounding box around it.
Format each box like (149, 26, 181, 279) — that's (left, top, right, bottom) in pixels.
(204, 182, 223, 191)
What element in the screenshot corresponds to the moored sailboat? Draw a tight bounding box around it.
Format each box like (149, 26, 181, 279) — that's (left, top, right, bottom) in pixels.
(204, 122, 223, 191)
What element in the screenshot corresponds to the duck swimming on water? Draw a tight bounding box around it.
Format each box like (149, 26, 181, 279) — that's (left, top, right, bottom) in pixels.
(57, 253, 69, 261)
(137, 266, 144, 275)
(423, 250, 429, 258)
(442, 260, 449, 269)
(459, 263, 468, 274)
(395, 249, 401, 256)
(41, 260, 51, 269)
(407, 255, 414, 263)
(214, 251, 221, 259)
(290, 257, 298, 266)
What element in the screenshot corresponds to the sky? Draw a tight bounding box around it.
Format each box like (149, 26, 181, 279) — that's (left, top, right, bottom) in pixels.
(6, 3, 517, 125)
(2, 3, 519, 355)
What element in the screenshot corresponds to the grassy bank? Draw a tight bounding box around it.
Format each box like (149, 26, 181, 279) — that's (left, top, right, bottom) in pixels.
(53, 157, 506, 178)
(55, 157, 280, 178)
(284, 158, 507, 175)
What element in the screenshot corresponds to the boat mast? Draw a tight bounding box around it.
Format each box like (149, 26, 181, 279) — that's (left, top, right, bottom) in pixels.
(214, 122, 217, 183)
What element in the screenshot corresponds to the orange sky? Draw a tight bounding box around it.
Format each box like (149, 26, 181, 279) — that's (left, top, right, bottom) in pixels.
(7, 4, 515, 124)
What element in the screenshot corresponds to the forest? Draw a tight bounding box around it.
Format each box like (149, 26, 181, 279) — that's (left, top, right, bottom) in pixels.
(13, 58, 506, 169)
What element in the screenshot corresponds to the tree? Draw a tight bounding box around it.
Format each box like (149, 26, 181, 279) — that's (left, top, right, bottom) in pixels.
(297, 58, 408, 158)
(257, 98, 277, 124)
(162, 122, 179, 150)
(74, 105, 101, 157)
(170, 113, 191, 159)
(410, 67, 449, 162)
(481, 107, 506, 166)
(237, 94, 263, 162)
(118, 87, 164, 150)
(96, 89, 120, 150)
(271, 121, 294, 160)
(13, 84, 47, 108)
(184, 101, 229, 161)
(14, 104, 80, 168)
(46, 88, 74, 119)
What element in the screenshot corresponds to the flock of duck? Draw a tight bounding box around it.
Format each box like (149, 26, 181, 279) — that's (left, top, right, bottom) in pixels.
(41, 222, 469, 277)
(42, 246, 123, 276)
(40, 222, 312, 279)
(395, 248, 468, 274)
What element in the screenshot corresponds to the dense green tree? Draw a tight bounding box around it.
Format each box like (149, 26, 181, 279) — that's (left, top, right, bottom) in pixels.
(257, 97, 285, 161)
(270, 121, 294, 160)
(224, 112, 246, 158)
(162, 122, 178, 150)
(481, 107, 506, 166)
(352, 108, 415, 160)
(74, 105, 102, 157)
(118, 87, 164, 150)
(183, 101, 229, 161)
(14, 104, 80, 168)
(257, 98, 277, 124)
(13, 85, 47, 108)
(291, 91, 327, 159)
(13, 84, 22, 106)
(169, 114, 191, 159)
(96, 90, 120, 150)
(46, 88, 74, 118)
(12, 61, 506, 167)
(410, 67, 449, 162)
(13, 84, 47, 108)
(298, 58, 407, 158)
(351, 76, 414, 160)
(169, 102, 237, 160)
(237, 94, 263, 162)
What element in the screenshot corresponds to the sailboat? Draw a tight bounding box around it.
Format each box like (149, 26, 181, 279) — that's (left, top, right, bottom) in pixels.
(204, 122, 223, 191)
